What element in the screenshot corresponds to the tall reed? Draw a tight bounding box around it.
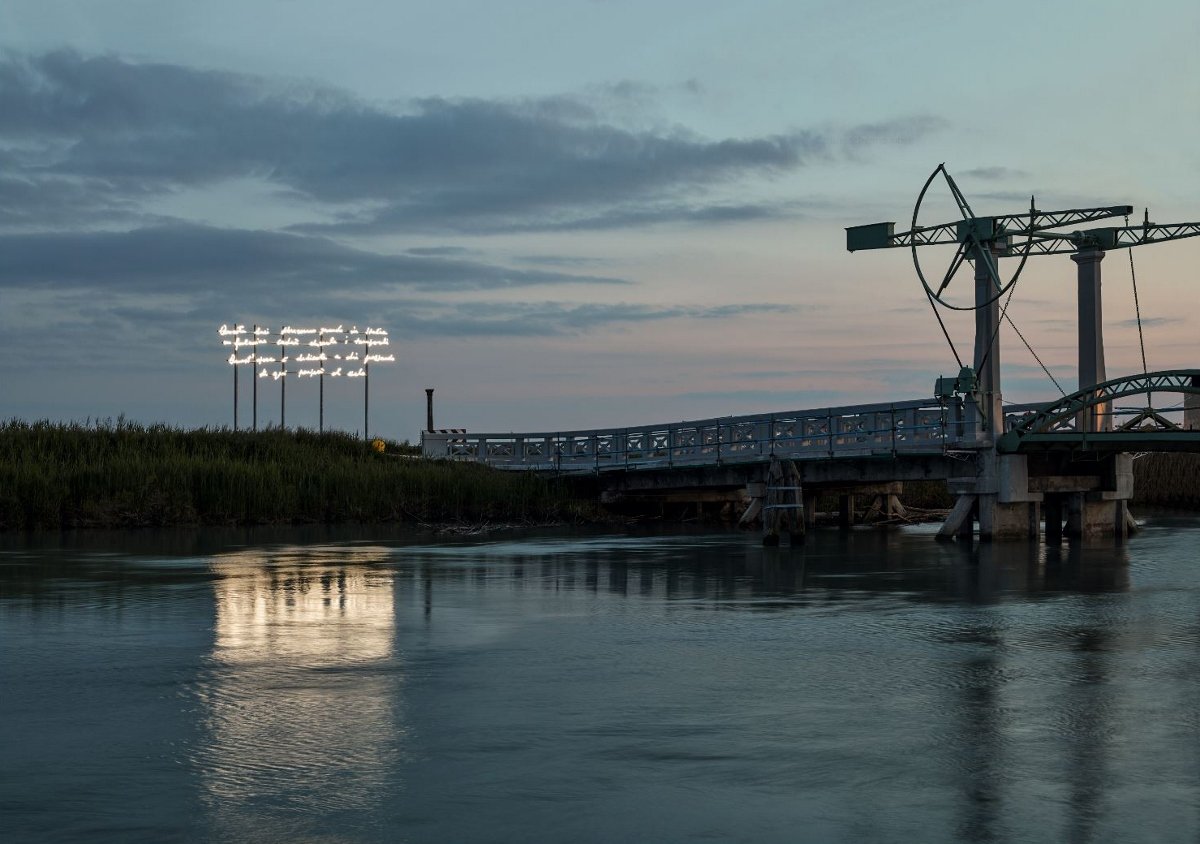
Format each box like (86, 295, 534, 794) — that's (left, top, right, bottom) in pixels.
(1132, 453, 1200, 507)
(0, 419, 588, 530)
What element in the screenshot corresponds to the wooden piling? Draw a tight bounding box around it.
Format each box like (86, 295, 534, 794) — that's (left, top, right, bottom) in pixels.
(762, 458, 805, 546)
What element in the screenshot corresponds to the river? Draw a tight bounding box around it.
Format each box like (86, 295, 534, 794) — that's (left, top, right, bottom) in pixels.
(4, 518, 1200, 843)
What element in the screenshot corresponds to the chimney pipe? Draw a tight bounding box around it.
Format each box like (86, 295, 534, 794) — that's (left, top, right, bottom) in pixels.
(425, 388, 434, 432)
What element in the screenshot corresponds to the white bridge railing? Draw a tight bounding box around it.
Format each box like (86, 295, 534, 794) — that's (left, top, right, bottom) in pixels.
(421, 397, 964, 473)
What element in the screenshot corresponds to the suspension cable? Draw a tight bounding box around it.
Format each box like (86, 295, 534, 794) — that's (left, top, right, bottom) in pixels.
(1004, 312, 1067, 396)
(923, 283, 964, 370)
(975, 251, 1019, 375)
(1125, 213, 1149, 376)
(975, 252, 1067, 396)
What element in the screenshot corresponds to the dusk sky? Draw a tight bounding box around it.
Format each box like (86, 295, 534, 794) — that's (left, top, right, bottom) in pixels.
(3, 0, 1198, 440)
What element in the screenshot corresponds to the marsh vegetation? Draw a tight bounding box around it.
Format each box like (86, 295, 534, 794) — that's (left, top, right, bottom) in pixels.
(0, 419, 591, 530)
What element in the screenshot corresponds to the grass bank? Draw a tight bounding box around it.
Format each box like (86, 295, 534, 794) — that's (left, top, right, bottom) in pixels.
(0, 419, 595, 530)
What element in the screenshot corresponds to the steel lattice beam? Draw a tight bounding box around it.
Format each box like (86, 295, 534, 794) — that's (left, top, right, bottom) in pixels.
(846, 205, 1134, 251)
(1008, 222, 1200, 256)
(992, 205, 1135, 233)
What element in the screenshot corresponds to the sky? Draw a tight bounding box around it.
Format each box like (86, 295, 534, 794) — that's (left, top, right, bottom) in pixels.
(2, 0, 1198, 440)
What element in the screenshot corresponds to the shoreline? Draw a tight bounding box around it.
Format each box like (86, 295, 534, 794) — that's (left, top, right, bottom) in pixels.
(4, 421, 1198, 533)
(0, 420, 599, 532)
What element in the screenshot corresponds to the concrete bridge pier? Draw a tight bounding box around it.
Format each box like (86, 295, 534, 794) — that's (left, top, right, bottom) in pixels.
(803, 492, 819, 529)
(1043, 494, 1065, 544)
(940, 495, 1042, 542)
(939, 451, 1134, 542)
(1064, 494, 1131, 542)
(1042, 494, 1134, 544)
(979, 496, 1042, 542)
(940, 453, 1043, 541)
(838, 494, 856, 529)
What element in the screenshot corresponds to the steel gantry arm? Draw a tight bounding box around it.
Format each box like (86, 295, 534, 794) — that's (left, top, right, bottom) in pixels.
(846, 204, 1133, 252)
(1014, 218, 1200, 256)
(848, 206, 1200, 258)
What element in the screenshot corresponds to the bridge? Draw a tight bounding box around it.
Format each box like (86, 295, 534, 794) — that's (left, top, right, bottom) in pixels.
(422, 167, 1200, 544)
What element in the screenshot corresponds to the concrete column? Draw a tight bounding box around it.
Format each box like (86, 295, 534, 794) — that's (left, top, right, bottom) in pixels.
(1044, 495, 1064, 545)
(839, 494, 856, 529)
(978, 496, 1039, 541)
(1064, 493, 1125, 540)
(1065, 493, 1083, 538)
(972, 245, 1003, 438)
(803, 493, 818, 528)
(977, 495, 998, 538)
(1078, 498, 1121, 540)
(1072, 249, 1110, 432)
(738, 481, 765, 528)
(937, 494, 976, 540)
(957, 498, 975, 540)
(1110, 453, 1134, 500)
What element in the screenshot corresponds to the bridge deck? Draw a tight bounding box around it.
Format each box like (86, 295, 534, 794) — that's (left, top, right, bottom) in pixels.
(422, 397, 963, 473)
(422, 385, 1200, 473)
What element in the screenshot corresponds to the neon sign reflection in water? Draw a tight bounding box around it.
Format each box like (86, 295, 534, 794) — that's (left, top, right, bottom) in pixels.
(198, 549, 401, 839)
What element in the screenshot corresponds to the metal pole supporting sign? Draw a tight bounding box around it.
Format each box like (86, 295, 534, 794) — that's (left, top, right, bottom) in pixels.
(218, 322, 395, 436)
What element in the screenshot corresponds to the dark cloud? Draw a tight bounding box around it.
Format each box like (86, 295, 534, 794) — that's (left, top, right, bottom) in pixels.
(374, 301, 792, 338)
(583, 200, 806, 228)
(972, 189, 1121, 209)
(960, 166, 1029, 181)
(0, 224, 628, 293)
(404, 246, 478, 257)
(1114, 316, 1185, 329)
(374, 199, 807, 235)
(841, 115, 949, 155)
(0, 172, 158, 228)
(973, 190, 1041, 204)
(669, 388, 867, 408)
(516, 254, 607, 268)
(0, 49, 948, 234)
(1028, 317, 1075, 328)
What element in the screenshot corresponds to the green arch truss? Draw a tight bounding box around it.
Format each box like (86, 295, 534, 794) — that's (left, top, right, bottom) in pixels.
(1006, 369, 1200, 439)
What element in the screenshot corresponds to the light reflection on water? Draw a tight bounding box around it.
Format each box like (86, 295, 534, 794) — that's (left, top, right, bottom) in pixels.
(4, 521, 1200, 842)
(195, 546, 402, 841)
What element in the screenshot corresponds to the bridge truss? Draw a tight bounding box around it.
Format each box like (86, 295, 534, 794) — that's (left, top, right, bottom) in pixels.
(999, 370, 1200, 453)
(422, 398, 954, 473)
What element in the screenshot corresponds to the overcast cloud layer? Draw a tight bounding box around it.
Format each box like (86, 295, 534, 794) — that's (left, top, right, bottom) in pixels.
(0, 47, 949, 362)
(1, 49, 945, 235)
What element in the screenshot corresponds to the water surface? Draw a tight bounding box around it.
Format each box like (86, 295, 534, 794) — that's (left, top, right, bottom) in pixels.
(4, 520, 1200, 842)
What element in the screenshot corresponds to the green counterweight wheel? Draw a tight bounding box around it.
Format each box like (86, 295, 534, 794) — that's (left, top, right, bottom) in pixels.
(910, 163, 1035, 312)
